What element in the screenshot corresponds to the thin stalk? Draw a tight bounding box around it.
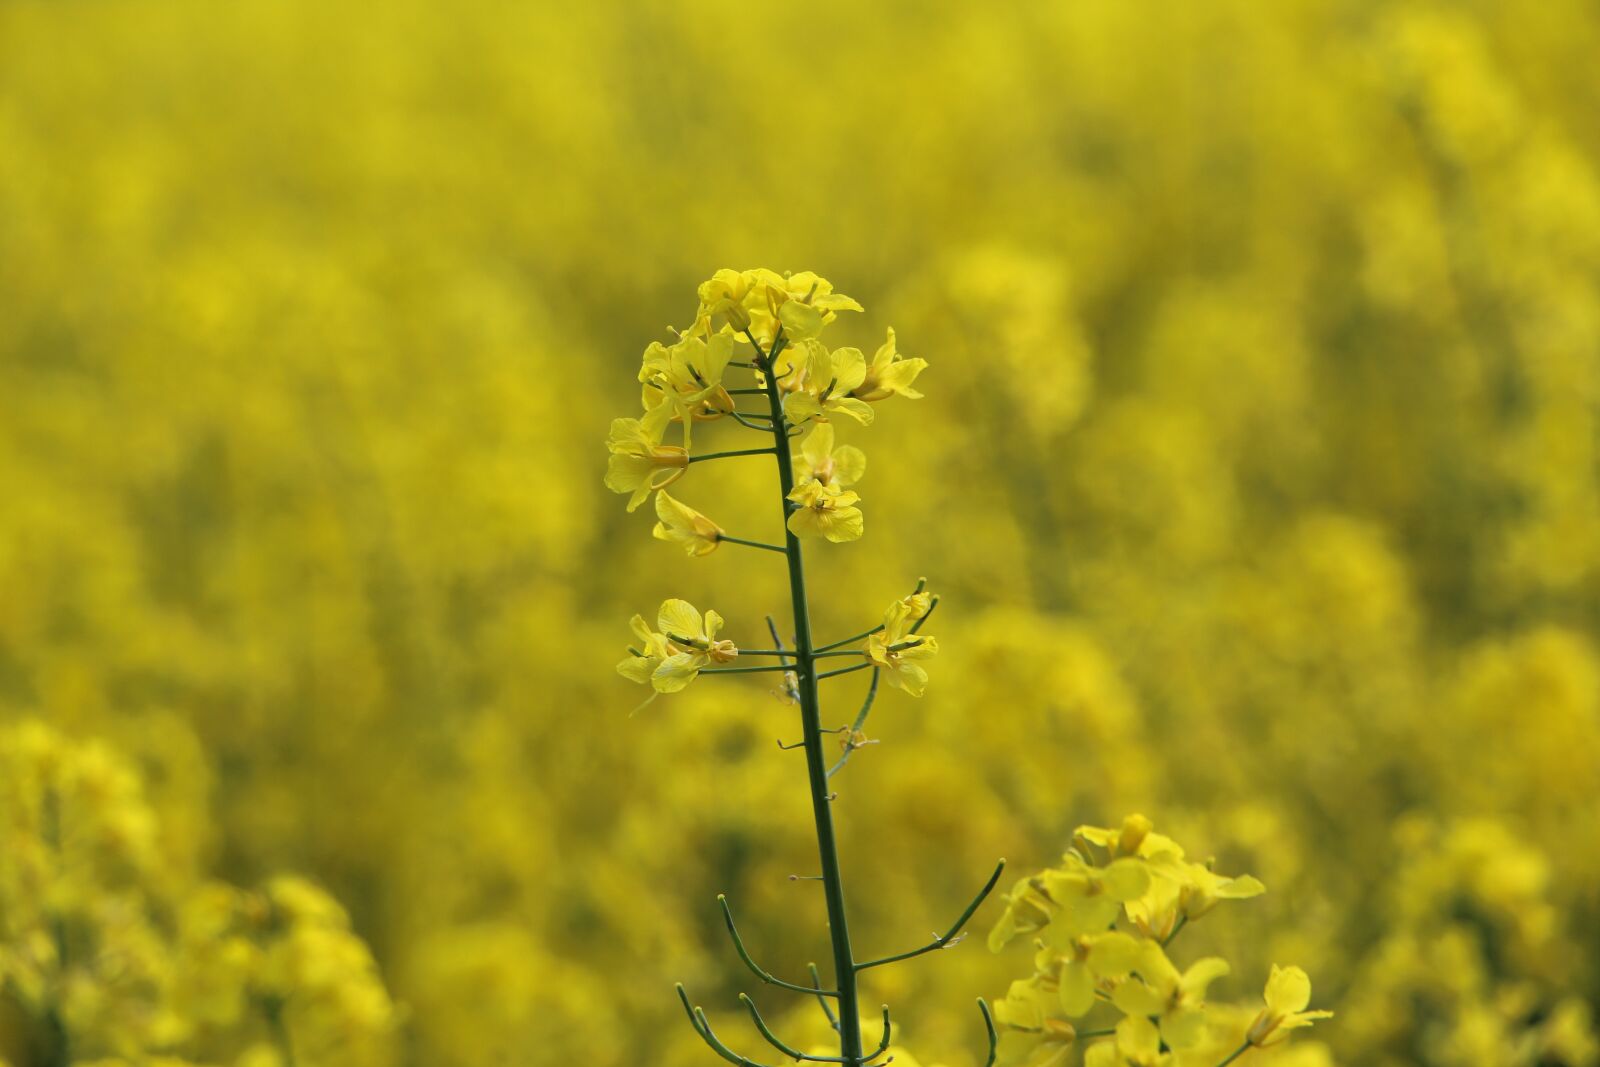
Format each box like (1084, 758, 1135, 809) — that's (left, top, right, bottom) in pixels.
(1215, 1043, 1253, 1067)
(718, 534, 787, 554)
(756, 329, 866, 1065)
(814, 625, 884, 653)
(818, 662, 873, 681)
(692, 447, 777, 463)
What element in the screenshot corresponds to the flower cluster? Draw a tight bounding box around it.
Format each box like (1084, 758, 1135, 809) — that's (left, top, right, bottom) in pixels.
(610, 270, 936, 701)
(0, 720, 397, 1067)
(605, 268, 926, 548)
(988, 815, 1330, 1067)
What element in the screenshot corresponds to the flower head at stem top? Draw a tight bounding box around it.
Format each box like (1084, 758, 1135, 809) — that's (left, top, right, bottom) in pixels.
(1245, 965, 1333, 1047)
(865, 596, 939, 695)
(617, 600, 737, 693)
(696, 268, 862, 345)
(787, 480, 864, 543)
(653, 490, 724, 557)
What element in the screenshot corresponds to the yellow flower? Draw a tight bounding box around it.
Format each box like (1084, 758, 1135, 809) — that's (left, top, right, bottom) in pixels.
(787, 480, 864, 543)
(864, 597, 939, 695)
(1111, 941, 1230, 1050)
(696, 268, 754, 332)
(1034, 853, 1150, 937)
(1124, 853, 1264, 942)
(783, 341, 875, 425)
(1083, 1016, 1168, 1067)
(651, 491, 722, 557)
(1038, 930, 1142, 1017)
(991, 977, 1079, 1067)
(988, 875, 1056, 952)
(1074, 815, 1180, 860)
(652, 599, 737, 693)
(792, 422, 866, 489)
(1245, 965, 1333, 1047)
(617, 614, 674, 686)
(692, 269, 862, 345)
(639, 330, 736, 446)
(850, 328, 926, 402)
(604, 412, 688, 512)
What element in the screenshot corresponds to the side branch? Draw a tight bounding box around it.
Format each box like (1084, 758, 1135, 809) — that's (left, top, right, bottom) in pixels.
(739, 995, 877, 1064)
(856, 859, 1006, 970)
(976, 999, 999, 1067)
(718, 895, 840, 997)
(676, 984, 780, 1067)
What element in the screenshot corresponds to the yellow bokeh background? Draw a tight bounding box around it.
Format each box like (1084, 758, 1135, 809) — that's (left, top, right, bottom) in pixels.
(2, 1, 1598, 1066)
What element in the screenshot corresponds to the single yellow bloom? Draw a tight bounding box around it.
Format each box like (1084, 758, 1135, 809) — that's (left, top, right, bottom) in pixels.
(865, 597, 938, 695)
(1084, 1016, 1165, 1067)
(652, 599, 738, 693)
(1124, 852, 1264, 941)
(792, 422, 866, 489)
(605, 412, 688, 512)
(783, 341, 875, 425)
(851, 328, 927, 403)
(991, 977, 1079, 1067)
(652, 490, 723, 557)
(1033, 853, 1150, 938)
(787, 480, 864, 543)
(1037, 929, 1142, 1017)
(616, 613, 673, 685)
(638, 330, 736, 446)
(1246, 965, 1333, 1047)
(1111, 941, 1229, 1051)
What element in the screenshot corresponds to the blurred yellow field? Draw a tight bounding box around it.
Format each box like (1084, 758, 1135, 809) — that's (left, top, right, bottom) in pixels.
(2, 2, 1598, 1066)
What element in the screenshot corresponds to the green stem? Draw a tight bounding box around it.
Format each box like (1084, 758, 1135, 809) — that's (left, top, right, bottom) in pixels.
(692, 447, 777, 463)
(757, 330, 865, 1065)
(718, 534, 787, 554)
(1215, 1043, 1253, 1067)
(814, 624, 884, 653)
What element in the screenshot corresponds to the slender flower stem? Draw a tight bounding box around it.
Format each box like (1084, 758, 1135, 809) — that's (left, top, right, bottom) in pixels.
(1162, 914, 1188, 947)
(818, 662, 874, 681)
(1215, 1043, 1253, 1067)
(755, 329, 866, 1066)
(692, 447, 778, 463)
(701, 664, 795, 675)
(813, 648, 866, 659)
(718, 534, 787, 554)
(827, 669, 880, 778)
(814, 624, 884, 653)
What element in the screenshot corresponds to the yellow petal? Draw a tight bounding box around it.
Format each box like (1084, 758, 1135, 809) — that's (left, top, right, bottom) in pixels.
(658, 599, 703, 641)
(1264, 964, 1312, 1014)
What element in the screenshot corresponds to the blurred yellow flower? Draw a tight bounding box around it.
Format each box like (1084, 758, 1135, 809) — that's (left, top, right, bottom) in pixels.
(1246, 965, 1333, 1047)
(1111, 942, 1229, 1050)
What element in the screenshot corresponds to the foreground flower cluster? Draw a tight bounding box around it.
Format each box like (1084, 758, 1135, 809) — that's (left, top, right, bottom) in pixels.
(988, 815, 1330, 1067)
(0, 721, 395, 1067)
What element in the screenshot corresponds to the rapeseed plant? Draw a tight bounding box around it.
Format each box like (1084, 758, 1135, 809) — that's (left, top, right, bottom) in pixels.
(612, 269, 1000, 1067)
